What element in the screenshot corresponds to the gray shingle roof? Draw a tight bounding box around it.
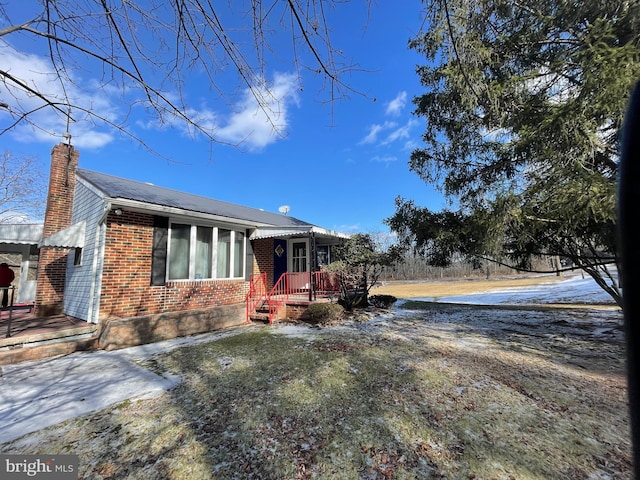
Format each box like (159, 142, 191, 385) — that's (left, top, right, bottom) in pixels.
(77, 169, 312, 228)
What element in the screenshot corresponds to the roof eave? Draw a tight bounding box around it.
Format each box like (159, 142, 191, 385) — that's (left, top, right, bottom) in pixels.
(107, 198, 275, 228)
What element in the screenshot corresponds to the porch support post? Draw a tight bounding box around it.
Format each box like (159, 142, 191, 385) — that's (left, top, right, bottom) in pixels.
(309, 231, 316, 301)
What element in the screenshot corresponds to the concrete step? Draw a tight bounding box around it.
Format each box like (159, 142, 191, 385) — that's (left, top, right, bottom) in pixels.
(0, 326, 98, 366)
(249, 312, 270, 323)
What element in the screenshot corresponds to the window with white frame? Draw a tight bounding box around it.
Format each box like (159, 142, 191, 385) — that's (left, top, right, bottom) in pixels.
(216, 228, 231, 278)
(168, 222, 245, 280)
(233, 230, 245, 277)
(316, 245, 330, 268)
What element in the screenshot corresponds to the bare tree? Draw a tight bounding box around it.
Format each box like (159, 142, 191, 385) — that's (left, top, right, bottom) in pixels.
(0, 150, 46, 222)
(327, 233, 402, 310)
(0, 1, 370, 154)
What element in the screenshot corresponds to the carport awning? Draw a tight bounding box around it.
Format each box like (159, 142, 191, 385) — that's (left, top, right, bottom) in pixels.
(39, 221, 86, 248)
(0, 224, 43, 245)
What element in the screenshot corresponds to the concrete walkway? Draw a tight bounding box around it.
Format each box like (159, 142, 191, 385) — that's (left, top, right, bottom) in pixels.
(0, 325, 260, 444)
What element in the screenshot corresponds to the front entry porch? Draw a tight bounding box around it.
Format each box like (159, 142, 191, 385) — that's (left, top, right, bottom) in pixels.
(246, 271, 341, 323)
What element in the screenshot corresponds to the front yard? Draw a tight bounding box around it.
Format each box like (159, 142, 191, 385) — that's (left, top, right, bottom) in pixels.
(1, 299, 630, 479)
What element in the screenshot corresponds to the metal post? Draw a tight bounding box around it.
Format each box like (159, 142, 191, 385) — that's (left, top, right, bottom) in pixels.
(309, 232, 316, 301)
(4, 286, 14, 338)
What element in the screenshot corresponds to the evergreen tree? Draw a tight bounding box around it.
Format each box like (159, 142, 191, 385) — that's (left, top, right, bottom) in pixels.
(386, 0, 640, 307)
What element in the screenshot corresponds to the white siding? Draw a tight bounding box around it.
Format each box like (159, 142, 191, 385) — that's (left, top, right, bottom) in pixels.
(64, 180, 106, 322)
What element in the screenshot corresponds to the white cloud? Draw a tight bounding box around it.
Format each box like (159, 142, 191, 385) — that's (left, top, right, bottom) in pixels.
(359, 93, 418, 147)
(360, 119, 418, 147)
(381, 119, 419, 145)
(0, 210, 41, 223)
(524, 67, 577, 104)
(334, 223, 361, 233)
(371, 155, 397, 164)
(481, 126, 512, 143)
(1, 43, 300, 152)
(402, 139, 419, 151)
(213, 72, 300, 151)
(360, 121, 397, 145)
(0, 44, 118, 149)
(158, 72, 300, 152)
(385, 91, 407, 116)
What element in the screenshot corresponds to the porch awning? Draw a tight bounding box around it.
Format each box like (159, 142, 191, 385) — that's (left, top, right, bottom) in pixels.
(0, 224, 43, 245)
(39, 221, 86, 248)
(250, 226, 350, 241)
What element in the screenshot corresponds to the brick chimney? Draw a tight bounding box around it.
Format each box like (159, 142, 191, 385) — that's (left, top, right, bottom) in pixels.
(35, 142, 79, 317)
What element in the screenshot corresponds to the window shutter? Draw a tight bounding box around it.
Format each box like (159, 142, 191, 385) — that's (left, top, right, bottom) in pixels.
(151, 216, 168, 286)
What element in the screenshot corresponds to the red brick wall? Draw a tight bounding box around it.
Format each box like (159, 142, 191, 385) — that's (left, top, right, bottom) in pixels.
(252, 238, 274, 288)
(35, 143, 79, 317)
(98, 210, 250, 320)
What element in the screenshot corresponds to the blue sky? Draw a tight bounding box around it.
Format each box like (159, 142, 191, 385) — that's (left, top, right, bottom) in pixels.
(1, 1, 448, 234)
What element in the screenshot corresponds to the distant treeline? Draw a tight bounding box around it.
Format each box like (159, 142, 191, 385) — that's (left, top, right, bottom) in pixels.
(378, 255, 558, 281)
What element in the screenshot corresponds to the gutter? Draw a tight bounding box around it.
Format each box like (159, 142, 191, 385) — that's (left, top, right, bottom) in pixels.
(105, 198, 273, 228)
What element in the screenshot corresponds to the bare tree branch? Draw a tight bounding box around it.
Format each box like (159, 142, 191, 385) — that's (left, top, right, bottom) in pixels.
(0, 0, 374, 153)
(0, 151, 47, 222)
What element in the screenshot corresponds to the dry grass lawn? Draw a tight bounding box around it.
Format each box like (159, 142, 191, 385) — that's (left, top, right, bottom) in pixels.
(0, 275, 630, 479)
(372, 275, 569, 298)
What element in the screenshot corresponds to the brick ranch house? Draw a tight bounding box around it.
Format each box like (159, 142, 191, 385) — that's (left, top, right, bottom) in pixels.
(2, 143, 348, 351)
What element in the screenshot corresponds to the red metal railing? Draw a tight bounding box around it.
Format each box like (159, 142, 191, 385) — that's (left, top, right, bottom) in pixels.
(314, 271, 341, 296)
(246, 271, 341, 324)
(245, 273, 267, 323)
(264, 272, 289, 323)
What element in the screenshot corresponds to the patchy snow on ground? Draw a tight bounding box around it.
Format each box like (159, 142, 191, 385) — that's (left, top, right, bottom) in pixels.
(0, 276, 624, 445)
(0, 325, 264, 444)
(411, 274, 618, 306)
